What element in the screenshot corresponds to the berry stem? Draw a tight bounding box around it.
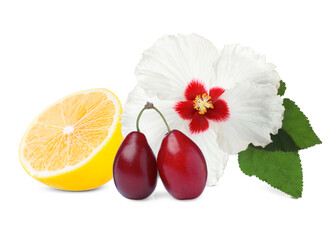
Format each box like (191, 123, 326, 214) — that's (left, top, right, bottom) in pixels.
(136, 102, 171, 133)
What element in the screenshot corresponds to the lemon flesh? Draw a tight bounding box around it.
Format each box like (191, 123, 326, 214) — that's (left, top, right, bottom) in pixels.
(19, 89, 123, 191)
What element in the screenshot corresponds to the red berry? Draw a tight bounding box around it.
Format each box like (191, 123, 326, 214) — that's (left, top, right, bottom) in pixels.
(113, 131, 157, 200)
(157, 130, 207, 200)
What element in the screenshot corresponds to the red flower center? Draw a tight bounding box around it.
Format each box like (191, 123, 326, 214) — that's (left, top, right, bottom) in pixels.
(174, 79, 230, 134)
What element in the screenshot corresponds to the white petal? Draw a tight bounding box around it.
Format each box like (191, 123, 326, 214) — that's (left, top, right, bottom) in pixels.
(218, 83, 284, 154)
(214, 44, 281, 89)
(122, 85, 229, 186)
(135, 34, 219, 101)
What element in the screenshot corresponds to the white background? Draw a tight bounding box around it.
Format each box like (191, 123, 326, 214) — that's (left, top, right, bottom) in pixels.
(0, 0, 335, 239)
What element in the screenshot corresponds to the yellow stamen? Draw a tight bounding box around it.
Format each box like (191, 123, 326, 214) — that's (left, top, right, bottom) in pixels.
(193, 93, 214, 114)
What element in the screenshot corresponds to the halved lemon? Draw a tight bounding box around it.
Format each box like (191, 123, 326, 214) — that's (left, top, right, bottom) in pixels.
(19, 89, 123, 191)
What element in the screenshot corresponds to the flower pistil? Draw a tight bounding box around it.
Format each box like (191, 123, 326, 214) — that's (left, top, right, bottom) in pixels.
(193, 93, 214, 114)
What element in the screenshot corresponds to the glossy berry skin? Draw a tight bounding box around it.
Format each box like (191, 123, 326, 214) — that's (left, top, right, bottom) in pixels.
(113, 131, 157, 200)
(157, 130, 207, 200)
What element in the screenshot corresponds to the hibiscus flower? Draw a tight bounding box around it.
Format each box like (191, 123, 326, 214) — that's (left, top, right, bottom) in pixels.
(121, 34, 284, 185)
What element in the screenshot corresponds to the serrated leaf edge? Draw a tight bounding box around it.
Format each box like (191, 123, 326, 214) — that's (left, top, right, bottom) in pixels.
(238, 149, 303, 198)
(283, 98, 322, 149)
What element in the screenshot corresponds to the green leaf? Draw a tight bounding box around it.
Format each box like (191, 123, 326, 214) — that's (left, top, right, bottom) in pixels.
(238, 146, 303, 198)
(282, 98, 322, 149)
(278, 80, 286, 96)
(254, 129, 299, 152)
